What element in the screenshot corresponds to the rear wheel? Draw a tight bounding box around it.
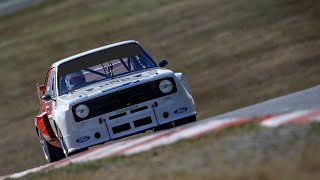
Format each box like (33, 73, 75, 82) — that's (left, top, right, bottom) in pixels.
(39, 132, 65, 163)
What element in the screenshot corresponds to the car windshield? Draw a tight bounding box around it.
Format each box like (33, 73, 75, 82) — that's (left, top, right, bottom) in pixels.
(57, 43, 157, 95)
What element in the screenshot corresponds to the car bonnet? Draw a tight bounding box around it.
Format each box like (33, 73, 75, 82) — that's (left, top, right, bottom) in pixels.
(58, 68, 174, 105)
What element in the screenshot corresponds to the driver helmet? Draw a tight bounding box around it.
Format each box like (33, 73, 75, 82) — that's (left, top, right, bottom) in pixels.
(65, 71, 85, 90)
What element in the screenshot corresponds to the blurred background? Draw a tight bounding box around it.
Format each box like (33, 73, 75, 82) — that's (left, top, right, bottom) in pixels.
(0, 0, 320, 175)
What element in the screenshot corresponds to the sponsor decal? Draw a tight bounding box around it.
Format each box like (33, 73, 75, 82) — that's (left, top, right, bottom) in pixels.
(116, 104, 139, 114)
(174, 107, 188, 114)
(102, 80, 140, 93)
(76, 136, 90, 143)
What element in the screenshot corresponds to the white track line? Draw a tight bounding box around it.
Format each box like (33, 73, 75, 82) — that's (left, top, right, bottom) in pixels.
(261, 111, 308, 127)
(123, 118, 239, 155)
(261, 109, 320, 127)
(314, 115, 320, 122)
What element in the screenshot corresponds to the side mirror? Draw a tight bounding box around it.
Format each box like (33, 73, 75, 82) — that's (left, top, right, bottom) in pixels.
(159, 59, 169, 68)
(42, 94, 52, 102)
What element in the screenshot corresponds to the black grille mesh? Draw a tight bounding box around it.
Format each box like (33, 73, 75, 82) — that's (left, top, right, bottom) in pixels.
(72, 77, 177, 122)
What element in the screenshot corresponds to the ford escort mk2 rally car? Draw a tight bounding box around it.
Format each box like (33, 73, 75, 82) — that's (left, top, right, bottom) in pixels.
(35, 40, 197, 162)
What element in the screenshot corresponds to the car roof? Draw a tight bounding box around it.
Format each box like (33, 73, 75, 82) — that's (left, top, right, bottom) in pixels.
(51, 40, 139, 68)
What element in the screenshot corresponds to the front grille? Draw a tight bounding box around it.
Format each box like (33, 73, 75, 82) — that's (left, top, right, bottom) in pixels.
(72, 77, 177, 122)
(112, 123, 131, 134)
(130, 106, 148, 114)
(134, 117, 152, 127)
(109, 112, 126, 120)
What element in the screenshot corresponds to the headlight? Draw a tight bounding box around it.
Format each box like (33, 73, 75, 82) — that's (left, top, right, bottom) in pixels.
(75, 104, 89, 118)
(159, 80, 173, 94)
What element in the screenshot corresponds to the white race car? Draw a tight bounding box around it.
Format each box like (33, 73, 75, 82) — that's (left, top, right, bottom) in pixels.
(35, 40, 197, 162)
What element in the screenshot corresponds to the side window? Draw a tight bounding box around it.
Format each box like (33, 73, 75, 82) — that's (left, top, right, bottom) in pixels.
(51, 70, 57, 98)
(45, 69, 56, 97)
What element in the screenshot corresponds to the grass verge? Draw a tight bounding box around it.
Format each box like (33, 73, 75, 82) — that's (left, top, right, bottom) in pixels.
(18, 122, 320, 180)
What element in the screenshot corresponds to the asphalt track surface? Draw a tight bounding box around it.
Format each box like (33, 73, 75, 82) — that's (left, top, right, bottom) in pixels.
(0, 0, 43, 16)
(212, 85, 320, 120)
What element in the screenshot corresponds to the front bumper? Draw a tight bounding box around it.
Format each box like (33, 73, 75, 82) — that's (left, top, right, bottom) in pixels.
(63, 84, 197, 154)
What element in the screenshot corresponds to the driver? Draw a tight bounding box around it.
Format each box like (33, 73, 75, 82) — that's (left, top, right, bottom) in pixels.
(65, 71, 86, 91)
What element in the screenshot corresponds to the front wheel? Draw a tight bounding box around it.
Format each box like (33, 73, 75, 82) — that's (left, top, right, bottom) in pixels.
(39, 131, 65, 163)
(57, 127, 89, 157)
(57, 128, 69, 158)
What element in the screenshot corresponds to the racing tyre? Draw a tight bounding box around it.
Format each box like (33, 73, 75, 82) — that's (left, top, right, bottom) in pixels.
(57, 127, 89, 157)
(39, 131, 65, 163)
(57, 128, 69, 158)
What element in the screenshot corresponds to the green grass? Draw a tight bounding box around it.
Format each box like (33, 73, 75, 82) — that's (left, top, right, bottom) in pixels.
(18, 156, 125, 180)
(0, 0, 320, 176)
(19, 122, 320, 180)
(20, 122, 260, 180)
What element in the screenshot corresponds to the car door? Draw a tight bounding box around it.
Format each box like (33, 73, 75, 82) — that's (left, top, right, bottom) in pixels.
(37, 68, 55, 140)
(42, 69, 56, 131)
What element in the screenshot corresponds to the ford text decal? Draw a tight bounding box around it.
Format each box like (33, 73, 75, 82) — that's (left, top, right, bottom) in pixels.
(76, 136, 91, 143)
(174, 107, 188, 114)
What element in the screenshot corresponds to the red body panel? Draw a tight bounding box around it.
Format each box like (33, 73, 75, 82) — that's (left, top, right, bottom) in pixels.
(35, 67, 60, 148)
(35, 113, 51, 140)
